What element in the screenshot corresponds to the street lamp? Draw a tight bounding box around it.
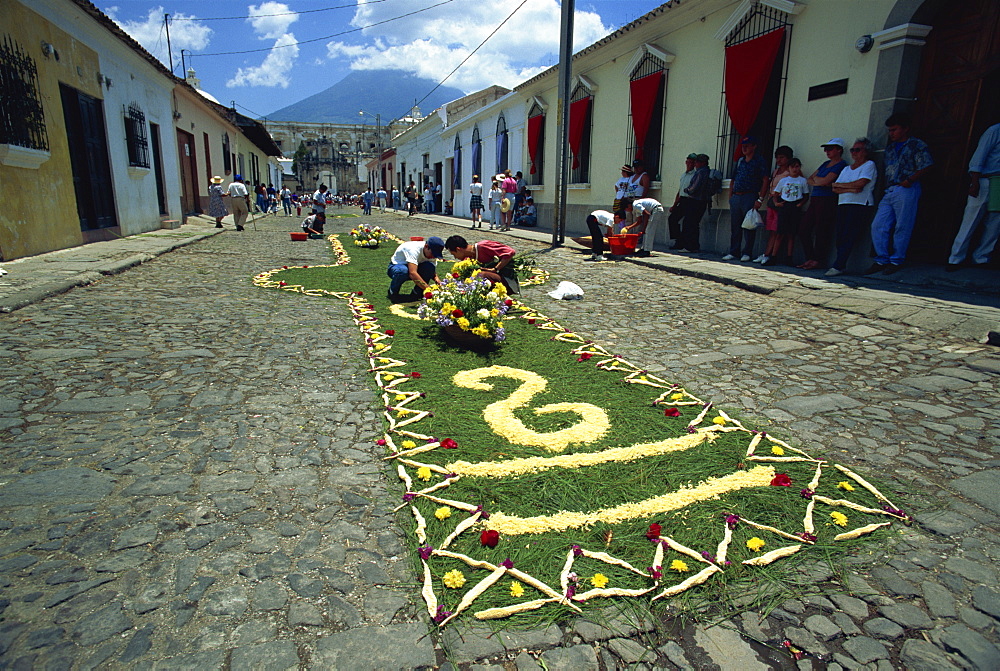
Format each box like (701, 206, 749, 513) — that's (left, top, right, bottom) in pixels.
(359, 109, 382, 189)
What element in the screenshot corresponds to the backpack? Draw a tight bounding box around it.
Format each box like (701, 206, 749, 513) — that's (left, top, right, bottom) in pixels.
(707, 169, 723, 197)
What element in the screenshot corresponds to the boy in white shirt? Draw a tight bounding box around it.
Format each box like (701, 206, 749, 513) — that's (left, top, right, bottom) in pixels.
(769, 158, 810, 265)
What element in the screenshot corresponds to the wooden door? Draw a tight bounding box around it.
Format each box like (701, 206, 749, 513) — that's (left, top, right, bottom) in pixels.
(176, 129, 197, 214)
(60, 84, 117, 231)
(910, 0, 1000, 261)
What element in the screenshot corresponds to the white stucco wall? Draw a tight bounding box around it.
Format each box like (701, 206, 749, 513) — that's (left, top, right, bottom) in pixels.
(36, 0, 183, 234)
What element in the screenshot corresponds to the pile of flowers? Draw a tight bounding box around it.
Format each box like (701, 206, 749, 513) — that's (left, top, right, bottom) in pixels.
(350, 224, 388, 247)
(450, 258, 484, 280)
(418, 274, 512, 343)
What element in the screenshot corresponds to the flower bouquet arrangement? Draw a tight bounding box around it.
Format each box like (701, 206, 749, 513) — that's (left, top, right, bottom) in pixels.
(350, 224, 388, 248)
(418, 274, 513, 344)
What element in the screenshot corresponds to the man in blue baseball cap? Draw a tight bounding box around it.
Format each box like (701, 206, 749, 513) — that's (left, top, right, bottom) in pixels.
(223, 174, 250, 231)
(387, 236, 445, 301)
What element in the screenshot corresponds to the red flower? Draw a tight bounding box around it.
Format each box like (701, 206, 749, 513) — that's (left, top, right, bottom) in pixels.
(504, 299, 513, 306)
(452, 309, 464, 318)
(356, 291, 363, 296)
(278, 281, 286, 286)
(302, 265, 309, 268)
(577, 352, 593, 362)
(385, 329, 395, 336)
(664, 407, 681, 417)
(410, 372, 422, 378)
(440, 438, 458, 449)
(452, 272, 460, 278)
(480, 529, 499, 548)
(527, 318, 536, 324)
(771, 474, 792, 487)
(645, 523, 662, 540)
(282, 265, 288, 269)
(424, 291, 433, 299)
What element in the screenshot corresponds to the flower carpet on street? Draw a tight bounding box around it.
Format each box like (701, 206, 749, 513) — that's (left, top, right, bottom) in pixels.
(252, 231, 908, 626)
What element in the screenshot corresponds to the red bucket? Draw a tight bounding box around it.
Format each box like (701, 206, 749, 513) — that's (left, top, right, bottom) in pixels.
(607, 234, 638, 255)
(290, 231, 308, 241)
(410, 236, 424, 241)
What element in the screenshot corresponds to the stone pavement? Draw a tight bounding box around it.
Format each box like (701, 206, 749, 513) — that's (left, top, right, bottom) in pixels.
(0, 208, 998, 669)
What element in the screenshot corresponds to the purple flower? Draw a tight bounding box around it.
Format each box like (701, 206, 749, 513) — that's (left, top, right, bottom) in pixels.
(571, 544, 583, 557)
(701, 550, 716, 562)
(501, 558, 514, 569)
(473, 505, 490, 519)
(402, 492, 416, 502)
(800, 488, 815, 499)
(565, 585, 576, 599)
(687, 425, 697, 434)
(418, 545, 434, 560)
(432, 605, 452, 624)
(725, 514, 740, 529)
(648, 566, 663, 580)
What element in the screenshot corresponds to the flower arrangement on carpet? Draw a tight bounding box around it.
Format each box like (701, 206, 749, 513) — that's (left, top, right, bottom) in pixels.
(417, 274, 513, 343)
(351, 224, 388, 247)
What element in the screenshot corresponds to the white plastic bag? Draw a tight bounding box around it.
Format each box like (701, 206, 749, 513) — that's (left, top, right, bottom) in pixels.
(547, 281, 584, 300)
(741, 208, 762, 230)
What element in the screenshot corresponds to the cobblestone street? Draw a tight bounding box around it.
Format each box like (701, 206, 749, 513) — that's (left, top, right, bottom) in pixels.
(1, 209, 998, 669)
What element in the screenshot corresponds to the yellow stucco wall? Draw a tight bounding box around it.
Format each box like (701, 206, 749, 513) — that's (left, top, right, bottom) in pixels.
(0, 0, 103, 260)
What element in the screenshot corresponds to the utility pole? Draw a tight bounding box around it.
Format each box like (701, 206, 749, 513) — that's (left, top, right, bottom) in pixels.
(164, 14, 174, 75)
(552, 0, 574, 246)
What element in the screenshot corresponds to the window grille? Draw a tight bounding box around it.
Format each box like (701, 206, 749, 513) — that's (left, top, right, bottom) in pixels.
(496, 114, 508, 174)
(0, 35, 49, 151)
(527, 102, 544, 186)
(124, 102, 149, 168)
(569, 85, 592, 184)
(222, 133, 232, 173)
(716, 4, 791, 178)
(472, 126, 481, 178)
(626, 54, 666, 181)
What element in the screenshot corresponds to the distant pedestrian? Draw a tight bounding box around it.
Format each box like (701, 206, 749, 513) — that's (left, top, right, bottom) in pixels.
(280, 186, 292, 216)
(500, 170, 518, 229)
(392, 185, 401, 211)
(725, 136, 769, 261)
(405, 181, 417, 216)
(798, 139, 848, 269)
(946, 122, 1000, 271)
(866, 112, 933, 274)
(827, 138, 878, 276)
(312, 184, 328, 216)
(208, 176, 228, 228)
(224, 174, 250, 231)
(667, 154, 698, 249)
(679, 154, 713, 252)
(488, 180, 504, 230)
(376, 186, 387, 212)
(435, 181, 443, 213)
(469, 175, 484, 228)
(626, 160, 651, 199)
(756, 146, 793, 263)
(424, 183, 434, 214)
(614, 164, 634, 214)
(363, 188, 374, 215)
(767, 157, 810, 265)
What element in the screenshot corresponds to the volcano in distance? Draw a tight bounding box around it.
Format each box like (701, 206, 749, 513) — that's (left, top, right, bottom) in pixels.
(266, 70, 465, 124)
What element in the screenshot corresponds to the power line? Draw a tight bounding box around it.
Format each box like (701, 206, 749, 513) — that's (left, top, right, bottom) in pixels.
(170, 0, 389, 22)
(408, 0, 527, 116)
(192, 0, 455, 57)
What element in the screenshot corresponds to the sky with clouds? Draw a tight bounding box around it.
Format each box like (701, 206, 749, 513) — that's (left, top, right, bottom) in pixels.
(101, 0, 666, 119)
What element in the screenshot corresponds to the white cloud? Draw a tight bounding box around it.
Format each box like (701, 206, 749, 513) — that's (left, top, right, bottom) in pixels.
(325, 0, 610, 93)
(226, 33, 299, 88)
(248, 2, 298, 40)
(108, 6, 213, 69)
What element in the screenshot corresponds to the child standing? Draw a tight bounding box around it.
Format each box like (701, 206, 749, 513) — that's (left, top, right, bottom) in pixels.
(767, 158, 810, 265)
(487, 180, 504, 230)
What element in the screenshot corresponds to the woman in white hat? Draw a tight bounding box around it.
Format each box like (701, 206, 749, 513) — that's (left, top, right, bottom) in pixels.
(799, 139, 848, 269)
(208, 176, 227, 228)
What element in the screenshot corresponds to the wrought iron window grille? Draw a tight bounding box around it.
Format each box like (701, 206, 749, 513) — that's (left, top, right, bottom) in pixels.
(626, 54, 666, 182)
(569, 84, 593, 184)
(0, 35, 49, 151)
(124, 102, 149, 168)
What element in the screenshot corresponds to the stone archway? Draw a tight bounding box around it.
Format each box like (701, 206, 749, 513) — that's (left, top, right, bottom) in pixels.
(869, 0, 1000, 262)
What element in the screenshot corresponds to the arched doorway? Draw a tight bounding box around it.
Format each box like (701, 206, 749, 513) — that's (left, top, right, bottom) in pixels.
(909, 0, 1000, 262)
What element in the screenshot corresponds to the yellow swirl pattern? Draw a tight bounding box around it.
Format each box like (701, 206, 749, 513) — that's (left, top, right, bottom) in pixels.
(452, 365, 610, 452)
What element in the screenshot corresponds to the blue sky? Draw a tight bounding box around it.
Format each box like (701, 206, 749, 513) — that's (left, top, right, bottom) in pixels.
(100, 0, 667, 119)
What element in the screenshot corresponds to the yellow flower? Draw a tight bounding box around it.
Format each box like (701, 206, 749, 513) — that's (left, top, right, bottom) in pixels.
(416, 466, 432, 481)
(401, 440, 416, 449)
(434, 507, 452, 521)
(456, 317, 471, 330)
(771, 446, 785, 456)
(472, 325, 490, 338)
(591, 573, 609, 588)
(378, 358, 390, 364)
(509, 581, 525, 597)
(490, 308, 499, 317)
(831, 511, 848, 527)
(747, 537, 766, 552)
(837, 481, 855, 492)
(382, 373, 395, 380)
(395, 393, 406, 401)
(712, 416, 727, 425)
(442, 569, 466, 589)
(374, 343, 386, 351)
(669, 559, 689, 572)
(670, 392, 684, 401)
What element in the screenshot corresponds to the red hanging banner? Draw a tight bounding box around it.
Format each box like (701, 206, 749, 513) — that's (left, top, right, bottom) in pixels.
(527, 114, 543, 175)
(568, 97, 591, 169)
(629, 71, 663, 160)
(724, 27, 785, 151)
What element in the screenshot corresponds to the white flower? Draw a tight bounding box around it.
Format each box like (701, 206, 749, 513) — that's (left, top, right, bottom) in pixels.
(477, 308, 491, 319)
